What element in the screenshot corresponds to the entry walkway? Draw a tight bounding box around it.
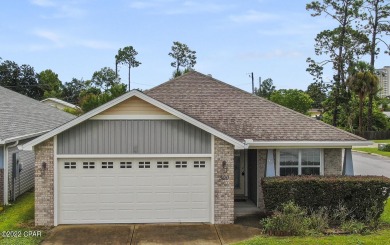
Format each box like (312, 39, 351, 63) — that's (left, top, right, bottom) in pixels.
(42, 223, 261, 245)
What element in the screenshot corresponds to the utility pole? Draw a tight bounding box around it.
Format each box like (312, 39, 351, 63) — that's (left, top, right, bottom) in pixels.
(259, 77, 262, 94)
(251, 72, 254, 94)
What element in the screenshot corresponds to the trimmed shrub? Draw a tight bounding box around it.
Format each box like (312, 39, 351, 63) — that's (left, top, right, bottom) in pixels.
(262, 176, 390, 221)
(378, 143, 390, 152)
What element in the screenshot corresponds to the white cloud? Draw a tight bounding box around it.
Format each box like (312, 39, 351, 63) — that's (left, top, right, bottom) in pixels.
(238, 49, 303, 60)
(128, 0, 233, 15)
(31, 29, 115, 50)
(30, 0, 86, 19)
(80, 40, 116, 50)
(230, 10, 279, 23)
(33, 29, 63, 46)
(30, 0, 55, 7)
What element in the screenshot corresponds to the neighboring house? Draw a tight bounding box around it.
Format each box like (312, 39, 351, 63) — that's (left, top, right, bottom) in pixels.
(0, 86, 75, 206)
(308, 108, 323, 118)
(41, 98, 80, 111)
(376, 66, 390, 98)
(22, 71, 370, 226)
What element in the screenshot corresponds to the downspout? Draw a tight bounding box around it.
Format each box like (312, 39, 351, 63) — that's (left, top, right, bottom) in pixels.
(4, 140, 18, 205)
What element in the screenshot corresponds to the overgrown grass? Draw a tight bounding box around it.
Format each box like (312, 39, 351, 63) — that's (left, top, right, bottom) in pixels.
(353, 147, 390, 157)
(0, 191, 47, 245)
(235, 201, 390, 245)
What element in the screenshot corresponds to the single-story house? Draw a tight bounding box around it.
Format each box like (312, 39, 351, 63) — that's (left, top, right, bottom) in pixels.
(22, 71, 370, 226)
(0, 86, 75, 205)
(41, 98, 80, 111)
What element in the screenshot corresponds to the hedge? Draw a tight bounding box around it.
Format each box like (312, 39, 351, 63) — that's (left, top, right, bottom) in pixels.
(261, 176, 390, 220)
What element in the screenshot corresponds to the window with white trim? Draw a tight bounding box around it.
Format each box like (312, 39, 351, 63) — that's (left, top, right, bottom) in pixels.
(278, 149, 322, 176)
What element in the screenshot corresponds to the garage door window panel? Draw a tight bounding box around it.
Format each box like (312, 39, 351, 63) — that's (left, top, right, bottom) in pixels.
(176, 161, 187, 168)
(83, 162, 95, 169)
(194, 161, 206, 168)
(139, 162, 150, 168)
(120, 162, 132, 168)
(157, 161, 169, 168)
(64, 162, 76, 169)
(102, 162, 114, 169)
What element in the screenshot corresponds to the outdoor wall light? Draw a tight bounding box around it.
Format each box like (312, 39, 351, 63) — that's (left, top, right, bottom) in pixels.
(42, 162, 47, 170)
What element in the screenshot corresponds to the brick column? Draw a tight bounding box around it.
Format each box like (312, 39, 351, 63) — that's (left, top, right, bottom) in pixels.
(35, 138, 54, 226)
(324, 148, 342, 175)
(214, 137, 234, 224)
(257, 149, 267, 211)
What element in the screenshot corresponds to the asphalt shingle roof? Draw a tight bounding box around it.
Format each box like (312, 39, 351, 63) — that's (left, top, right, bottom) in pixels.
(0, 86, 76, 141)
(146, 71, 365, 142)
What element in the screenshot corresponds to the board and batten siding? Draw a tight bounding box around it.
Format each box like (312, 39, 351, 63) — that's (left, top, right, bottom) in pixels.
(99, 96, 171, 115)
(57, 120, 211, 154)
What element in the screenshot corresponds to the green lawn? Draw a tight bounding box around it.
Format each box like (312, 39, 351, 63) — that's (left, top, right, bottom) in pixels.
(353, 147, 390, 157)
(236, 201, 390, 245)
(0, 191, 47, 245)
(373, 140, 390, 144)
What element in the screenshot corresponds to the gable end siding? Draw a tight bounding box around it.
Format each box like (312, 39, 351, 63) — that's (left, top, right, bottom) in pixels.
(57, 120, 212, 154)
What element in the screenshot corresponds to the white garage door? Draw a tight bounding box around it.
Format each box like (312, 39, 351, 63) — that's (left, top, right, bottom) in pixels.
(58, 158, 211, 224)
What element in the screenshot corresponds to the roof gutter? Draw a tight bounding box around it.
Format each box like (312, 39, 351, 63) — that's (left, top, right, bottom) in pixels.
(244, 139, 373, 148)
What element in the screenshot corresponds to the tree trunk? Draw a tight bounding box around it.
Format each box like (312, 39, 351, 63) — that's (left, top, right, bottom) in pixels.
(128, 65, 131, 91)
(368, 0, 379, 131)
(359, 94, 364, 133)
(332, 2, 348, 127)
(115, 62, 118, 78)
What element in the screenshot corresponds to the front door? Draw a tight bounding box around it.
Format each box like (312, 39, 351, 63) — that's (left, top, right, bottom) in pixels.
(234, 150, 245, 196)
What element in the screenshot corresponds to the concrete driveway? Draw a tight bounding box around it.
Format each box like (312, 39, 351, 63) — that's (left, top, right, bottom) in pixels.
(42, 223, 261, 245)
(353, 151, 390, 177)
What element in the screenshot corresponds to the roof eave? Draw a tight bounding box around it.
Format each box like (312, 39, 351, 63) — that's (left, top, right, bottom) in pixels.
(0, 130, 49, 145)
(244, 140, 372, 148)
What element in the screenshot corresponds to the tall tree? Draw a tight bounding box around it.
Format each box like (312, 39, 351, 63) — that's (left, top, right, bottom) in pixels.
(37, 69, 63, 99)
(91, 67, 118, 91)
(270, 89, 314, 114)
(0, 59, 43, 100)
(115, 46, 141, 91)
(255, 78, 275, 99)
(346, 61, 378, 133)
(306, 0, 369, 127)
(62, 78, 88, 105)
(306, 81, 328, 108)
(169, 41, 197, 77)
(363, 0, 390, 130)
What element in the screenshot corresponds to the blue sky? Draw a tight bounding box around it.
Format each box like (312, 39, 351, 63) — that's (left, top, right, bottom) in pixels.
(1, 0, 388, 93)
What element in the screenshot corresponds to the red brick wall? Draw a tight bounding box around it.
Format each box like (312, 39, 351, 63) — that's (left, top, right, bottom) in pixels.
(35, 138, 54, 226)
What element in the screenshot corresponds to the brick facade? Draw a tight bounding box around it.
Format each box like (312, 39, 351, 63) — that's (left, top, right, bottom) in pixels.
(0, 169, 3, 205)
(324, 148, 342, 175)
(35, 138, 54, 226)
(214, 137, 234, 224)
